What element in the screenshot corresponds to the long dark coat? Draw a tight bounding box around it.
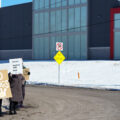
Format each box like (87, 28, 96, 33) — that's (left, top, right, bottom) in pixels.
(9, 74, 24, 102)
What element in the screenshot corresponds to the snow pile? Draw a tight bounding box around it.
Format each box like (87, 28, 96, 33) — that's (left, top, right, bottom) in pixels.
(0, 61, 120, 90)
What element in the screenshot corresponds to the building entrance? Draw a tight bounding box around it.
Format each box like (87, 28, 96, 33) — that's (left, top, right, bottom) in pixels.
(111, 8, 120, 59)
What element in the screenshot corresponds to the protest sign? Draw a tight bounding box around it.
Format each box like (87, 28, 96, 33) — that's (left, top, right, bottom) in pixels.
(9, 58, 23, 74)
(0, 70, 12, 99)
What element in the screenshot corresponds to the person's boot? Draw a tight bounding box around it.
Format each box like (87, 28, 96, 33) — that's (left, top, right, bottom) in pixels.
(0, 113, 3, 117)
(14, 110, 17, 114)
(0, 108, 3, 117)
(9, 111, 13, 115)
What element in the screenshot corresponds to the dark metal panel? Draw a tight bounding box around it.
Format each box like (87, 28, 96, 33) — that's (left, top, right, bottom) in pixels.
(0, 3, 32, 50)
(88, 0, 118, 47)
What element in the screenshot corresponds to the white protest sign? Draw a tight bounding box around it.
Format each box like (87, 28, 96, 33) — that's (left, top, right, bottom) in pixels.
(56, 42, 63, 51)
(9, 58, 23, 74)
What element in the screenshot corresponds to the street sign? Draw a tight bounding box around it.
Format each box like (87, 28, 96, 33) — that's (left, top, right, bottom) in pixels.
(54, 51, 65, 64)
(56, 42, 63, 51)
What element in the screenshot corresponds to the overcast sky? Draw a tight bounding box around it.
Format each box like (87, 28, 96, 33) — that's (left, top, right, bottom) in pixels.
(2, 0, 32, 7)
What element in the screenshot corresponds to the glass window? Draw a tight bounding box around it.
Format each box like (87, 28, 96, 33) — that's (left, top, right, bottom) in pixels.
(69, 0, 74, 5)
(33, 38, 40, 59)
(81, 6, 87, 31)
(56, 36, 61, 42)
(75, 0, 80, 4)
(33, 13, 39, 34)
(81, 33, 87, 59)
(81, 0, 87, 4)
(45, 0, 49, 8)
(40, 0, 44, 9)
(51, 0, 55, 8)
(33, 0, 39, 10)
(50, 11, 56, 32)
(39, 12, 44, 33)
(50, 36, 56, 59)
(114, 14, 120, 29)
(75, 7, 80, 31)
(62, 9, 67, 31)
(69, 8, 74, 31)
(74, 35, 81, 59)
(39, 37, 44, 59)
(114, 32, 120, 59)
(56, 10, 61, 32)
(44, 12, 49, 33)
(62, 0, 67, 6)
(61, 36, 67, 58)
(56, 0, 61, 7)
(68, 35, 74, 59)
(44, 37, 50, 59)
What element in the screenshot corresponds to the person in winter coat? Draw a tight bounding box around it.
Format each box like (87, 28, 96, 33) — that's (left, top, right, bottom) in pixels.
(19, 65, 30, 107)
(8, 73, 24, 115)
(0, 99, 2, 117)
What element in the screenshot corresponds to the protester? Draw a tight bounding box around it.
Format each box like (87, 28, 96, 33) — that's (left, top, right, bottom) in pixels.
(0, 99, 2, 117)
(19, 74, 26, 107)
(8, 73, 24, 115)
(19, 65, 30, 107)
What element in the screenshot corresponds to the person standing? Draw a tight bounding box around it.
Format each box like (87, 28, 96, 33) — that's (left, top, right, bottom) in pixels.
(9, 74, 24, 115)
(18, 74, 26, 107)
(20, 65, 30, 107)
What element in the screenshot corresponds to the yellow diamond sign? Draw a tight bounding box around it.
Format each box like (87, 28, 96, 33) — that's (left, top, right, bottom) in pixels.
(54, 51, 65, 64)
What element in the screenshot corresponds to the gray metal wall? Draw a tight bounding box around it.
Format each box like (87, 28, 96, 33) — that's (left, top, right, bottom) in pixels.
(0, 50, 32, 60)
(0, 3, 32, 60)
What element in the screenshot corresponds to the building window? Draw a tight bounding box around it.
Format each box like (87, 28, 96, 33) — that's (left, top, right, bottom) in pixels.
(40, 0, 44, 9)
(69, 0, 74, 5)
(56, 0, 61, 7)
(50, 11, 56, 32)
(62, 9, 67, 31)
(62, 0, 67, 6)
(114, 14, 120, 29)
(45, 0, 49, 8)
(56, 10, 61, 32)
(33, 0, 39, 10)
(51, 0, 55, 8)
(44, 12, 49, 33)
(68, 8, 75, 31)
(75, 7, 80, 31)
(33, 13, 39, 34)
(75, 0, 80, 5)
(39, 12, 44, 33)
(81, 6, 87, 31)
(81, 0, 87, 4)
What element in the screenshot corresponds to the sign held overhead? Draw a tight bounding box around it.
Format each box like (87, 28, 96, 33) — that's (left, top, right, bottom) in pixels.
(9, 58, 23, 74)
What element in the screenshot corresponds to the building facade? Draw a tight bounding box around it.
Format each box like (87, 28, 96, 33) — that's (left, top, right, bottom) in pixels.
(33, 0, 88, 60)
(0, 0, 120, 60)
(33, 0, 120, 60)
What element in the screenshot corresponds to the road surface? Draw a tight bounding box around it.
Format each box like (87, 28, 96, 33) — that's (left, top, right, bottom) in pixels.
(1, 85, 120, 120)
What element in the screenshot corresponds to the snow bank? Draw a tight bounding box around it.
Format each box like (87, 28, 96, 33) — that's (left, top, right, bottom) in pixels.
(0, 61, 120, 90)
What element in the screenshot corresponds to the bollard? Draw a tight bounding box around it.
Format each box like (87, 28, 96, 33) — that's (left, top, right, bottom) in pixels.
(78, 72, 80, 79)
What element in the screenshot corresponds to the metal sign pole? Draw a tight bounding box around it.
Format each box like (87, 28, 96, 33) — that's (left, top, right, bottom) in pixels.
(58, 64, 60, 84)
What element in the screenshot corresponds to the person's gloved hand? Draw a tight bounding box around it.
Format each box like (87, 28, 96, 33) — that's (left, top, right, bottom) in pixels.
(28, 72, 30, 75)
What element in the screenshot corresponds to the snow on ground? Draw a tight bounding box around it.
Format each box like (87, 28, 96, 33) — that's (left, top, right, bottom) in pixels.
(0, 60, 120, 90)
